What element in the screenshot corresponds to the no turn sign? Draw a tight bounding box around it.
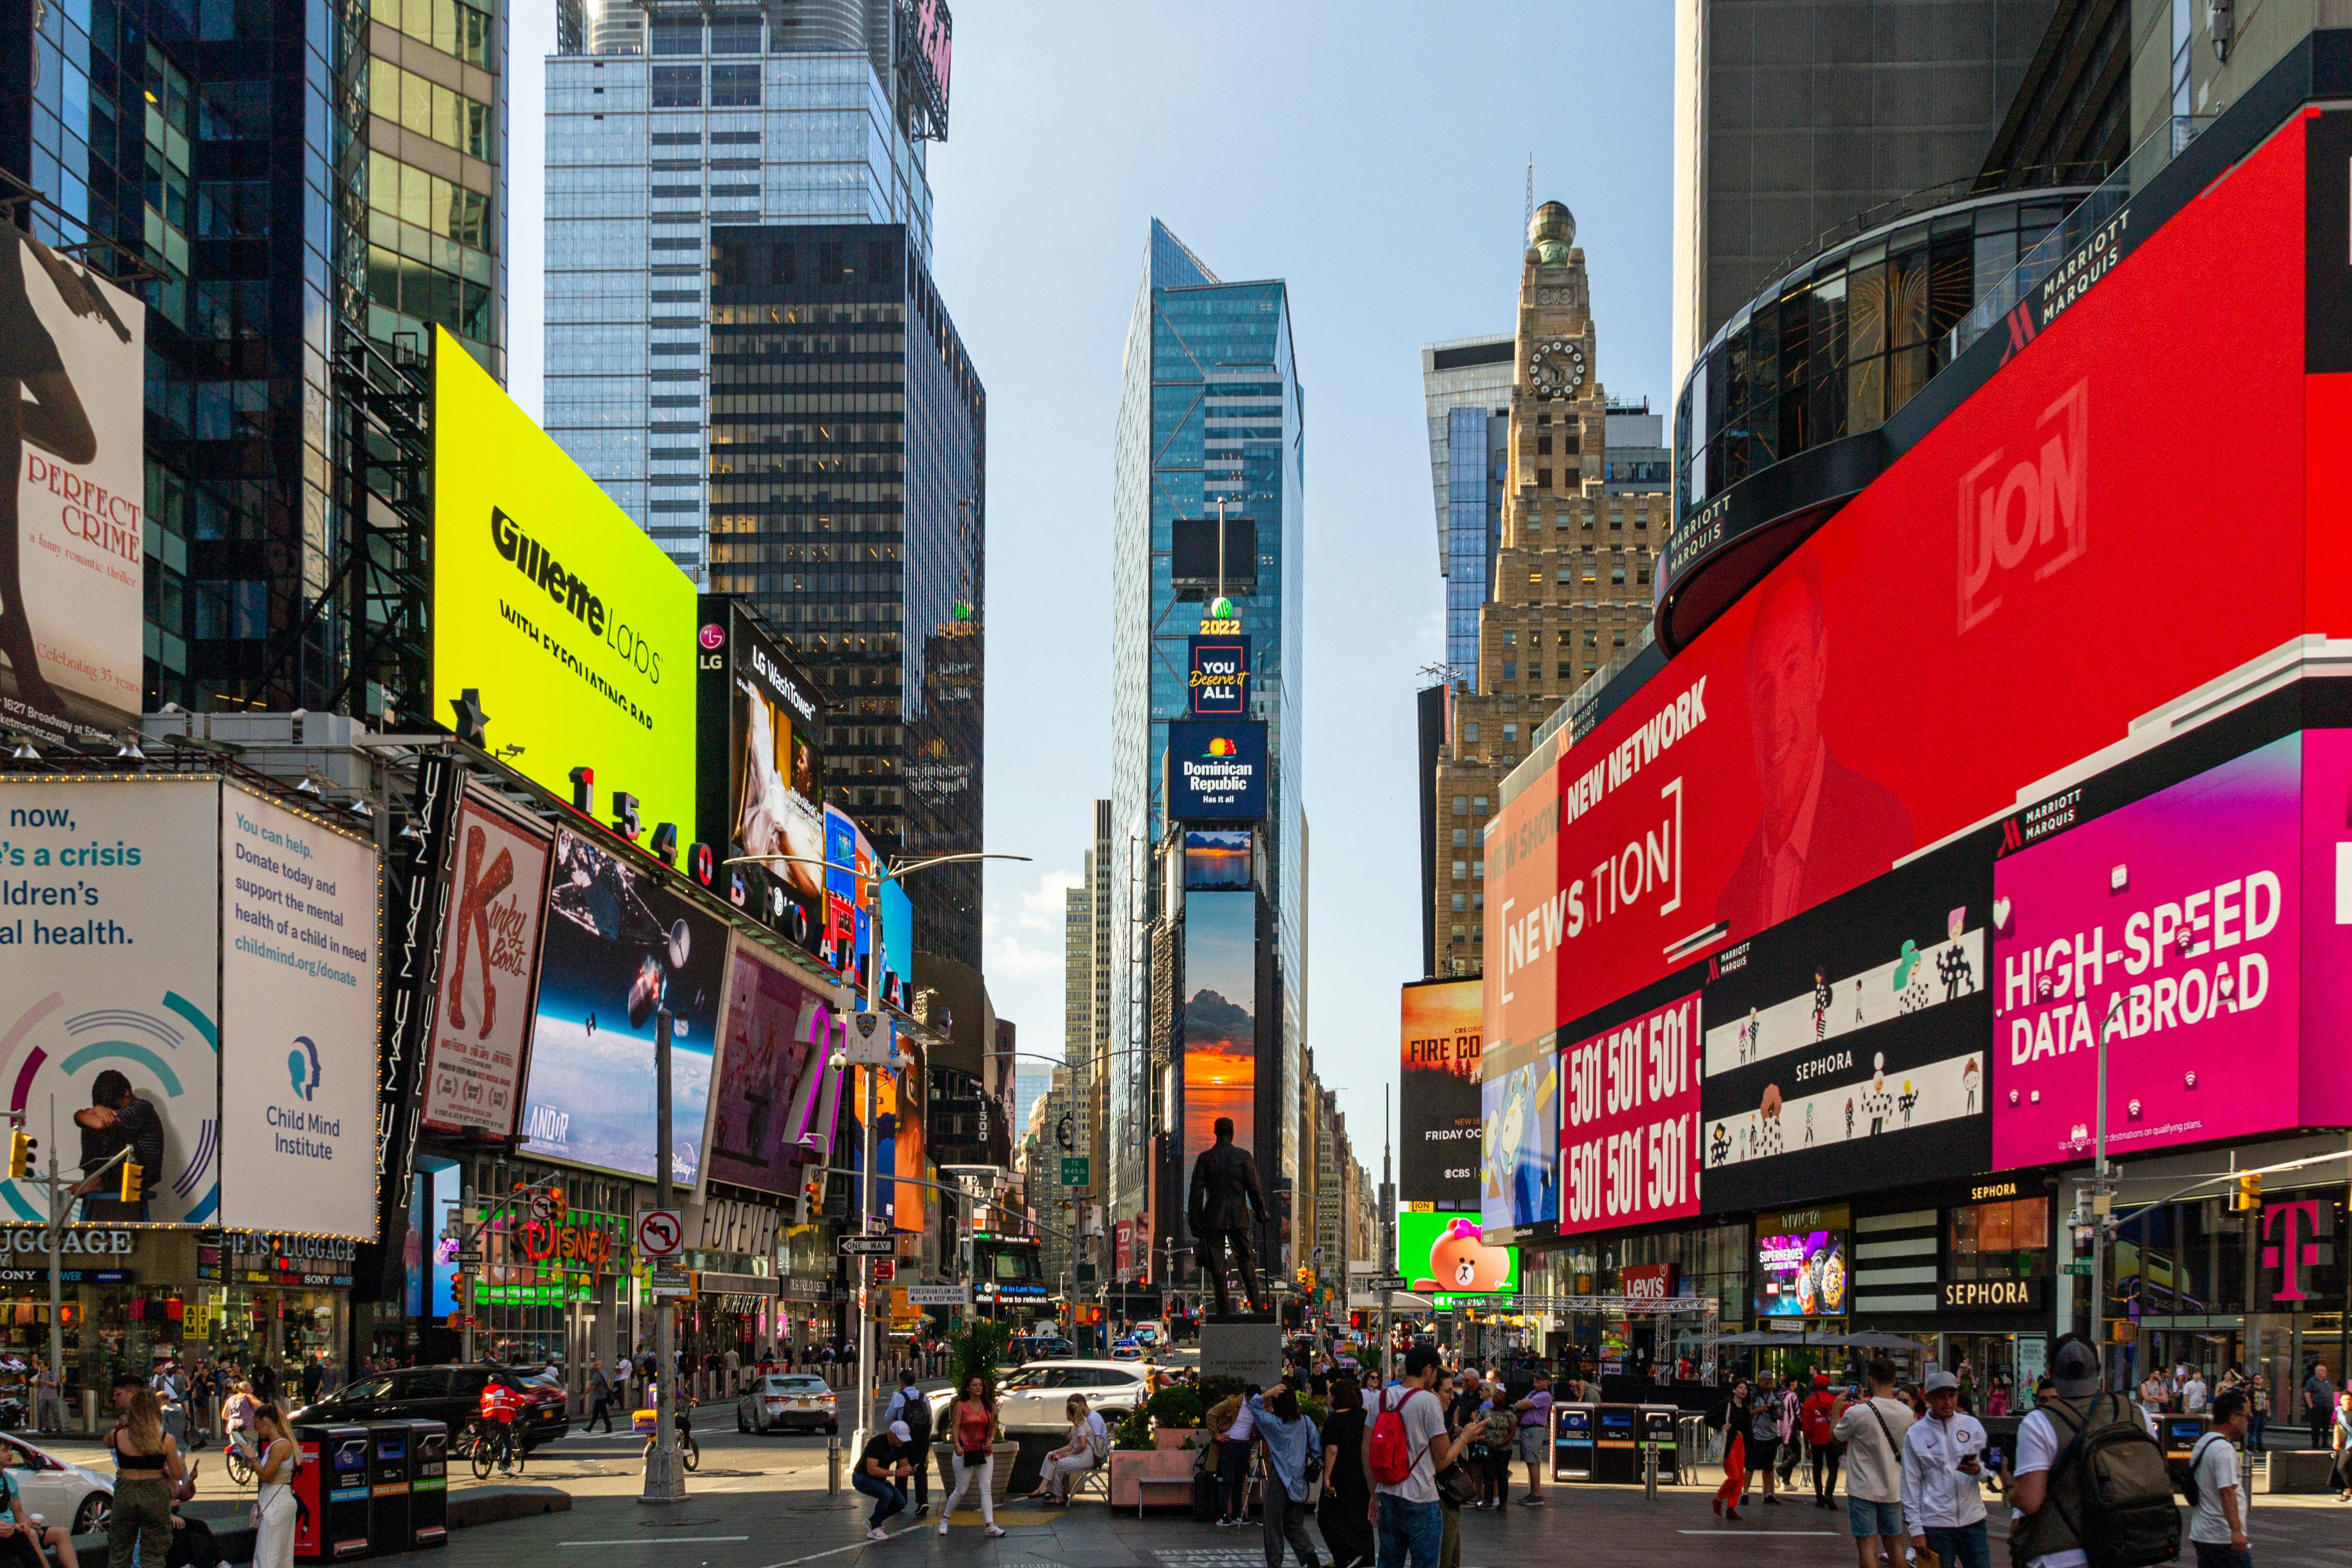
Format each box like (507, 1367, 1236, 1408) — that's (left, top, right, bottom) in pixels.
(635, 1208, 684, 1260)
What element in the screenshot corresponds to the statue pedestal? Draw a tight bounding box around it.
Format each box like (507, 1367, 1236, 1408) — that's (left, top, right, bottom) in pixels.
(1199, 1315, 1284, 1385)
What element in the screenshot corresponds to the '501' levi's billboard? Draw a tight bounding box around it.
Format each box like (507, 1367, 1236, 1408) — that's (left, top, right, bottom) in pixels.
(1485, 107, 2314, 1056)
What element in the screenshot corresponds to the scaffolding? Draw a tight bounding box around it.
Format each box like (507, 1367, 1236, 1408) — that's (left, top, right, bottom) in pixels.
(1491, 1293, 1724, 1384)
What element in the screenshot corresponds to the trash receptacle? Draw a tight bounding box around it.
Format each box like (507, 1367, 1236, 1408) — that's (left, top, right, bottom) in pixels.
(1551, 1403, 1595, 1481)
(2160, 1413, 2209, 1489)
(365, 1423, 412, 1554)
(291, 1423, 371, 1562)
(1639, 1405, 1681, 1484)
(407, 1420, 449, 1549)
(1592, 1404, 1640, 1484)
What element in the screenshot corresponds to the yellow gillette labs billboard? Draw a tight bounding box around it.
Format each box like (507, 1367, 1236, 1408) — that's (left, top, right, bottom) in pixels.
(430, 328, 697, 832)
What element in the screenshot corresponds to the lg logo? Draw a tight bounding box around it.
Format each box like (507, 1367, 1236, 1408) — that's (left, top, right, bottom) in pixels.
(1956, 379, 2088, 633)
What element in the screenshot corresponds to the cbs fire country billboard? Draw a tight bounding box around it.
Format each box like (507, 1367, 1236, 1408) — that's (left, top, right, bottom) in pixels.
(1485, 105, 2321, 1071)
(1399, 978, 1481, 1210)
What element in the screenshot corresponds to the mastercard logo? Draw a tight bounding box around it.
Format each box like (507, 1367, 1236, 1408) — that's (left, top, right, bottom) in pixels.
(1206, 738, 1236, 756)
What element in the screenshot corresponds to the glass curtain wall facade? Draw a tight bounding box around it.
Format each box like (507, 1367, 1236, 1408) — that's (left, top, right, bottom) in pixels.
(1443, 407, 1500, 680)
(1108, 219, 1305, 1236)
(703, 222, 984, 965)
(544, 2, 932, 579)
(2, 0, 505, 714)
(1675, 189, 2085, 520)
(1419, 336, 1512, 688)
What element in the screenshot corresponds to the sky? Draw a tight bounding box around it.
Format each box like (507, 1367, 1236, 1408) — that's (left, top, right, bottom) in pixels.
(507, 2, 1676, 1172)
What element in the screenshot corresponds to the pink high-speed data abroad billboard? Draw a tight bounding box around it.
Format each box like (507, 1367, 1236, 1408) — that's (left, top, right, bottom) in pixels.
(1992, 731, 2352, 1167)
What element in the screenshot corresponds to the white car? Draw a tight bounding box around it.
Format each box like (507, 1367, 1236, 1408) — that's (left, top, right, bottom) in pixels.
(988, 1360, 1150, 1435)
(738, 1373, 840, 1435)
(0, 1432, 111, 1533)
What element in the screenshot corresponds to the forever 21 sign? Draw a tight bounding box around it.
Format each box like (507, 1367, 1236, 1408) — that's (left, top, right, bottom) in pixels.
(1941, 1278, 2045, 1311)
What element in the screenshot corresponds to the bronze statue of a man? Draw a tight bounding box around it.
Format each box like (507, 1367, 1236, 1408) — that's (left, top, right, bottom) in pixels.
(1187, 1116, 1268, 1314)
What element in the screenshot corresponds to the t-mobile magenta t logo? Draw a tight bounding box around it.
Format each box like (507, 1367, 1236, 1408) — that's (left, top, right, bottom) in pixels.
(2261, 1200, 2326, 1303)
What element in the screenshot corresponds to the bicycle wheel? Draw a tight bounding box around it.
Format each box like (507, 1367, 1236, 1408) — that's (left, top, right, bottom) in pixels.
(680, 1435, 699, 1474)
(226, 1450, 254, 1488)
(470, 1437, 495, 1481)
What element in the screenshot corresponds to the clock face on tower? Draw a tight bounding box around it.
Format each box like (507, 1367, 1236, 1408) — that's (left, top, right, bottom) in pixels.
(1529, 337, 1587, 401)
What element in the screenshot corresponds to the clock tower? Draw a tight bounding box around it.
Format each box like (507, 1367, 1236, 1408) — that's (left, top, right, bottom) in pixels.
(1430, 201, 1669, 974)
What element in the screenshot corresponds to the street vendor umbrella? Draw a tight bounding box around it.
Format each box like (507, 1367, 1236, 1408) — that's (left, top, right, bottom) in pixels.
(1842, 1331, 1933, 1352)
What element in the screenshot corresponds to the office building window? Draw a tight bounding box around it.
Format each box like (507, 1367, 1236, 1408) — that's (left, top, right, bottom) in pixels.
(710, 64, 760, 106)
(651, 66, 701, 107)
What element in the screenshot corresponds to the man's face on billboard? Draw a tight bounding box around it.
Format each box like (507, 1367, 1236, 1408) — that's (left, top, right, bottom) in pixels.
(1747, 574, 1828, 831)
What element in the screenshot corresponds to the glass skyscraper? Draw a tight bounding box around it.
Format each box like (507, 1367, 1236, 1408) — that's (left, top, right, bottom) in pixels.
(1420, 335, 1512, 686)
(703, 220, 984, 966)
(3, 0, 507, 717)
(543, 0, 934, 579)
(1108, 220, 1305, 1232)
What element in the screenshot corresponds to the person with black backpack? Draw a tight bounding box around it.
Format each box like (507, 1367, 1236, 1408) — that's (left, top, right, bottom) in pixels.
(2185, 1389, 2250, 1568)
(881, 1368, 933, 1517)
(2010, 1335, 2179, 1568)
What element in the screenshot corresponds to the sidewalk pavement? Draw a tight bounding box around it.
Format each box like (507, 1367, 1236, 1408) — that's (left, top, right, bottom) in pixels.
(358, 1456, 2351, 1568)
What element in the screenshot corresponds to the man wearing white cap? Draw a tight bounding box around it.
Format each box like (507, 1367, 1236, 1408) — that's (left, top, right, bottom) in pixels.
(855, 1420, 917, 1539)
(1902, 1369, 1989, 1568)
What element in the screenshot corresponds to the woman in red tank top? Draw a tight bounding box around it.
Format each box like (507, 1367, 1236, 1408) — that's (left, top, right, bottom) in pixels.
(937, 1376, 1006, 1536)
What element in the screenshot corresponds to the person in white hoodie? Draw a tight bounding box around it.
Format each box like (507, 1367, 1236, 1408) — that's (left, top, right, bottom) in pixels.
(1902, 1369, 1989, 1568)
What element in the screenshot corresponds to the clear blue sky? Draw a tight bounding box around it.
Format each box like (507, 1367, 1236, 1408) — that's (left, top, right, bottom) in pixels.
(508, 2, 1675, 1172)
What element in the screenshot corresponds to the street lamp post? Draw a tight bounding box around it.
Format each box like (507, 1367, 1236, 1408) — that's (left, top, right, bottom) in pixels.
(641, 1008, 686, 1504)
(723, 848, 1028, 1454)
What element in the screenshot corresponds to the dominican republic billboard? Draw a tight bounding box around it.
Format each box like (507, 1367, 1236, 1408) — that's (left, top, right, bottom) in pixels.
(1992, 730, 2352, 1167)
(1485, 102, 2318, 1067)
(1166, 721, 1267, 822)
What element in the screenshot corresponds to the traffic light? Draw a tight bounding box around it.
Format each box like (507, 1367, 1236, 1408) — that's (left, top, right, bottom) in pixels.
(2235, 1172, 2263, 1211)
(6, 1131, 33, 1180)
(119, 1160, 142, 1205)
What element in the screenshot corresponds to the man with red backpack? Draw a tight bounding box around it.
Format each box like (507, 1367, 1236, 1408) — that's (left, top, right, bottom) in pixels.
(1365, 1345, 1455, 1568)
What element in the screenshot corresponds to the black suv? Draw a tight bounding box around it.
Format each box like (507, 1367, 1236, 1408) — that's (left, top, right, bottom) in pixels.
(289, 1364, 570, 1451)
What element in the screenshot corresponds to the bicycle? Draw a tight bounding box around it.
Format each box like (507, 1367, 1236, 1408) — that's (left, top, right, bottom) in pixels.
(465, 1419, 524, 1480)
(644, 1399, 699, 1474)
(223, 1440, 255, 1488)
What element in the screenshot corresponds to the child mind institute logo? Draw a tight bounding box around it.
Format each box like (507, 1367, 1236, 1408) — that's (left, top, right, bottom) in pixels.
(287, 1035, 322, 1101)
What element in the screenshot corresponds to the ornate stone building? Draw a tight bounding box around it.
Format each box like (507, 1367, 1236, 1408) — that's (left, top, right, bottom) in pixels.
(1432, 203, 1670, 974)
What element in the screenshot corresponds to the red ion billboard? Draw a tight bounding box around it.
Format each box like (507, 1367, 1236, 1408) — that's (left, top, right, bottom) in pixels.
(1488, 105, 2330, 1071)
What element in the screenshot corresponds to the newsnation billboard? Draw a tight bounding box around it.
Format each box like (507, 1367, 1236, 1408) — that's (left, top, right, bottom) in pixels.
(430, 328, 699, 835)
(1483, 101, 2352, 1233)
